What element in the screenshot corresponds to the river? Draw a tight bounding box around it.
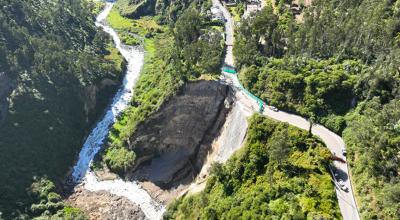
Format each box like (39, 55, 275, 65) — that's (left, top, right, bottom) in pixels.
(70, 3, 164, 220)
(71, 1, 359, 220)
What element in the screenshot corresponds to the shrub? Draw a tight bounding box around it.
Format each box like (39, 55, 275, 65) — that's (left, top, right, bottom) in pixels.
(103, 147, 136, 174)
(165, 115, 341, 219)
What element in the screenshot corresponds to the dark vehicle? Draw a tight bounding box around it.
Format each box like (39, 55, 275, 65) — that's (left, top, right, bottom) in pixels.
(338, 179, 349, 192)
(331, 155, 346, 163)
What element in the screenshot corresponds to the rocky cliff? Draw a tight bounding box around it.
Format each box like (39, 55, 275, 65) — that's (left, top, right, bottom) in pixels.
(127, 80, 233, 188)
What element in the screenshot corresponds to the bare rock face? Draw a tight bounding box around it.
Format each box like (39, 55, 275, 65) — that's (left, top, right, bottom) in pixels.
(67, 187, 146, 220)
(83, 78, 120, 123)
(128, 80, 232, 188)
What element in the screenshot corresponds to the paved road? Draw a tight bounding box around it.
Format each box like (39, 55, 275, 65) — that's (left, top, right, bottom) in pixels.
(212, 0, 234, 66)
(212, 1, 360, 219)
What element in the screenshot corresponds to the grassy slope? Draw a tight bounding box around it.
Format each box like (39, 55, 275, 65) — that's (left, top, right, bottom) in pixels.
(107, 8, 164, 46)
(93, 8, 183, 172)
(107, 33, 181, 148)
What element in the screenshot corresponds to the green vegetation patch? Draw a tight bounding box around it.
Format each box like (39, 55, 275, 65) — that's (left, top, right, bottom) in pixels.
(28, 177, 87, 219)
(98, 2, 225, 173)
(227, 4, 244, 22)
(103, 147, 136, 175)
(0, 0, 123, 218)
(234, 0, 400, 218)
(105, 43, 125, 73)
(165, 115, 340, 219)
(107, 8, 164, 46)
(343, 98, 400, 219)
(239, 58, 362, 134)
(98, 33, 184, 172)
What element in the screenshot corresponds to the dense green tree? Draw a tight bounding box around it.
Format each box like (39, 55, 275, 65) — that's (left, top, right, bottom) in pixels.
(103, 147, 136, 174)
(0, 0, 122, 217)
(343, 98, 400, 219)
(165, 115, 340, 219)
(27, 177, 87, 219)
(234, 1, 400, 218)
(239, 58, 360, 133)
(101, 0, 223, 171)
(268, 128, 290, 165)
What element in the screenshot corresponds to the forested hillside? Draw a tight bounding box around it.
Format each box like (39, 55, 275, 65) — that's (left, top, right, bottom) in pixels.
(234, 0, 400, 218)
(95, 0, 225, 174)
(115, 0, 207, 23)
(0, 0, 123, 218)
(165, 115, 341, 219)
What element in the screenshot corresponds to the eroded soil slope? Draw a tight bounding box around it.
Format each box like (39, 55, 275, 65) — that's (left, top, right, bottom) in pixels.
(128, 80, 233, 188)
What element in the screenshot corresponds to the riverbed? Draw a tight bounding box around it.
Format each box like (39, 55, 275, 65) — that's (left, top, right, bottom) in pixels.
(70, 3, 164, 220)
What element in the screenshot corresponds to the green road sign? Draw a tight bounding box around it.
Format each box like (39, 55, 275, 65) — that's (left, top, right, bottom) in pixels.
(222, 67, 236, 74)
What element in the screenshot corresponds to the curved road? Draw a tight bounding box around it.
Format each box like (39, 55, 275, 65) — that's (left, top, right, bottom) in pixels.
(212, 0, 360, 219)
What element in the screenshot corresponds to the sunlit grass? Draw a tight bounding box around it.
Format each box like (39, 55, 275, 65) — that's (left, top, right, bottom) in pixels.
(107, 9, 163, 37)
(105, 43, 124, 72)
(107, 8, 135, 30)
(228, 6, 241, 22)
(137, 16, 161, 31)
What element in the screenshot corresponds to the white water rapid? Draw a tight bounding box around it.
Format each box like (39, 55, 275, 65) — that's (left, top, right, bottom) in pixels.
(71, 3, 165, 219)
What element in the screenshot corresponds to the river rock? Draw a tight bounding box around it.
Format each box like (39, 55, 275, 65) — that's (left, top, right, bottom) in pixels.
(67, 187, 146, 220)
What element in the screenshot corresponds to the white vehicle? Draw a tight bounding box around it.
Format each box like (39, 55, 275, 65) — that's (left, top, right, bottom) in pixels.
(338, 179, 348, 192)
(269, 106, 279, 112)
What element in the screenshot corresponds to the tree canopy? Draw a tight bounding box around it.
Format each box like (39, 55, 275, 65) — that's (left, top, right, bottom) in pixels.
(233, 0, 400, 218)
(0, 0, 122, 218)
(165, 115, 340, 219)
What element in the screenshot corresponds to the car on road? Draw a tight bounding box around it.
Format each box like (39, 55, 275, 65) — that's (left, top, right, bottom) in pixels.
(331, 155, 346, 163)
(342, 148, 347, 156)
(334, 171, 339, 178)
(269, 106, 279, 112)
(337, 179, 349, 192)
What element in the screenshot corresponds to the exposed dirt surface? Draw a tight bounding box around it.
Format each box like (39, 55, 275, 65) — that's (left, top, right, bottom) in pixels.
(127, 80, 233, 191)
(67, 186, 146, 220)
(67, 80, 235, 212)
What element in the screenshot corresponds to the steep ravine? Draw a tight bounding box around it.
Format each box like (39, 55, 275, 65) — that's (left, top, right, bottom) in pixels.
(68, 2, 251, 220)
(184, 99, 252, 195)
(68, 3, 239, 219)
(128, 81, 231, 186)
(69, 3, 164, 220)
(120, 81, 236, 203)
